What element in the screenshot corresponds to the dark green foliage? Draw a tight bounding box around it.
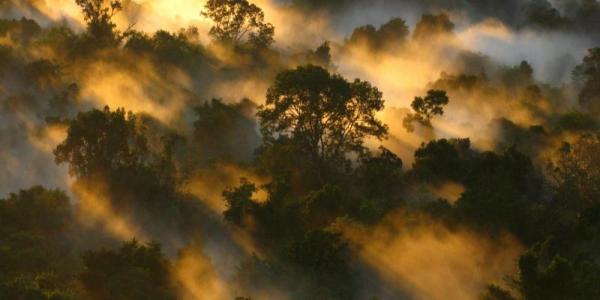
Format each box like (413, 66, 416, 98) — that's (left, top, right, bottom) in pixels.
(258, 65, 387, 181)
(414, 139, 545, 243)
(224, 179, 355, 299)
(302, 185, 347, 227)
(515, 239, 600, 300)
(125, 29, 210, 70)
(3, 5, 600, 300)
(524, 0, 570, 30)
(254, 136, 317, 190)
(549, 134, 600, 212)
(413, 138, 471, 182)
(80, 240, 177, 300)
(573, 48, 600, 114)
(53, 107, 196, 240)
(491, 118, 548, 158)
(287, 230, 353, 299)
(0, 186, 80, 299)
(223, 179, 259, 225)
(193, 98, 261, 164)
(54, 106, 148, 178)
(0, 272, 78, 300)
(556, 111, 598, 132)
(455, 146, 543, 241)
(357, 147, 403, 198)
(0, 186, 71, 237)
(353, 147, 403, 221)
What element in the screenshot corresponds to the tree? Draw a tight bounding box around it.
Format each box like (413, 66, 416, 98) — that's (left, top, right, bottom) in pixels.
(377, 18, 409, 45)
(524, 0, 569, 30)
(348, 24, 378, 49)
(573, 48, 600, 114)
(0, 186, 80, 300)
(456, 146, 542, 240)
(347, 17, 409, 50)
(357, 147, 402, 199)
(202, 0, 275, 48)
(306, 41, 333, 68)
(193, 98, 261, 164)
(0, 186, 72, 237)
(222, 179, 259, 225)
(79, 240, 177, 300)
(549, 134, 600, 212)
(257, 65, 388, 176)
(125, 29, 209, 70)
(403, 89, 449, 132)
(412, 13, 454, 40)
(501, 61, 534, 89)
(556, 111, 598, 132)
(75, 0, 130, 48)
(288, 230, 353, 299)
(515, 239, 600, 300)
(53, 107, 144, 178)
(54, 106, 148, 178)
(412, 138, 471, 181)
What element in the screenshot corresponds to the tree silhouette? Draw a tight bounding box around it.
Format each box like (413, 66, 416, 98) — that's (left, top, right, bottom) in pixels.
(573, 48, 600, 114)
(202, 0, 275, 48)
(257, 65, 388, 175)
(54, 106, 148, 178)
(80, 240, 176, 300)
(347, 17, 409, 50)
(75, 0, 131, 48)
(403, 89, 449, 132)
(412, 13, 454, 40)
(549, 134, 600, 212)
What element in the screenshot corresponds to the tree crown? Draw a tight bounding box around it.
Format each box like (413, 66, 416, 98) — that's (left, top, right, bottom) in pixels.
(257, 65, 388, 166)
(202, 0, 275, 48)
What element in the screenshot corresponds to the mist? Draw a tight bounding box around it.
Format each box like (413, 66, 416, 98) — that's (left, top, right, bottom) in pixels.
(1, 0, 599, 299)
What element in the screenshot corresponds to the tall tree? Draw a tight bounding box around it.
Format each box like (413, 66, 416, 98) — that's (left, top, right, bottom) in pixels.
(347, 17, 409, 50)
(54, 106, 148, 178)
(403, 89, 449, 132)
(573, 48, 600, 114)
(257, 65, 388, 174)
(79, 240, 176, 300)
(202, 0, 275, 48)
(75, 0, 129, 48)
(549, 134, 600, 212)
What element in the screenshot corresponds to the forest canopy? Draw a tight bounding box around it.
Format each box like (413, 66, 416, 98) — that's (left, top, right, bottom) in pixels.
(0, 0, 599, 299)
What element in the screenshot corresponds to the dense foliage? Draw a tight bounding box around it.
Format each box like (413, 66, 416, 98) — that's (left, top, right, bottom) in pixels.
(0, 0, 599, 299)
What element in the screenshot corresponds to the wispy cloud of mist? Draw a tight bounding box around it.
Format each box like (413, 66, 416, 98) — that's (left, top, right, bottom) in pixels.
(340, 211, 523, 300)
(0, 0, 598, 298)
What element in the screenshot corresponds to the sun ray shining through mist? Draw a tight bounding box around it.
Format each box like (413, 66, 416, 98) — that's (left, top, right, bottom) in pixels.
(1, 0, 599, 299)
